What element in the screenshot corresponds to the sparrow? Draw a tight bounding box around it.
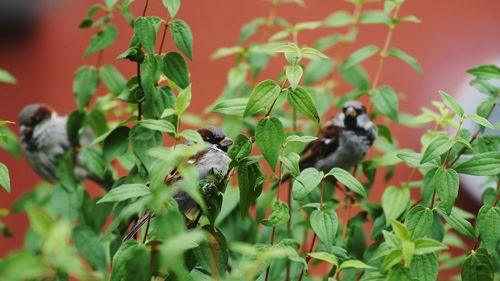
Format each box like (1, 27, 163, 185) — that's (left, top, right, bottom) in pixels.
(18, 103, 113, 189)
(123, 126, 233, 241)
(299, 100, 376, 173)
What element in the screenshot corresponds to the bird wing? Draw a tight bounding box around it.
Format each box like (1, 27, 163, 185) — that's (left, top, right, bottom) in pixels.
(299, 119, 343, 170)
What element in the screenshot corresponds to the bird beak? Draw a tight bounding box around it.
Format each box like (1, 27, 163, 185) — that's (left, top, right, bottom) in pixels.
(346, 107, 357, 117)
(219, 136, 233, 148)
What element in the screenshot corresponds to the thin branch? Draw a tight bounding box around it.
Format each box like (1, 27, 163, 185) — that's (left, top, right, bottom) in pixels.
(158, 22, 169, 54)
(141, 0, 149, 17)
(142, 213, 151, 243)
(297, 233, 317, 281)
(371, 6, 400, 90)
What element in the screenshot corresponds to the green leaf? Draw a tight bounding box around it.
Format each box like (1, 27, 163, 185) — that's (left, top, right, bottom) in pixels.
(382, 249, 403, 272)
(286, 87, 320, 122)
(371, 85, 399, 121)
(382, 186, 410, 223)
(307, 252, 338, 267)
(238, 161, 263, 218)
(179, 129, 203, 144)
(26, 207, 54, 236)
(175, 84, 192, 113)
(300, 47, 329, 59)
(240, 17, 266, 43)
(0, 251, 46, 280)
(103, 126, 130, 163)
(454, 152, 500, 176)
(211, 46, 244, 60)
(387, 48, 423, 73)
(192, 226, 228, 277)
(280, 152, 300, 177)
(97, 184, 150, 204)
(66, 110, 86, 146)
(439, 90, 464, 117)
(84, 24, 117, 57)
(344, 45, 380, 68)
(285, 65, 303, 90)
(262, 200, 290, 227)
(420, 134, 453, 164)
(129, 125, 163, 169)
(402, 240, 415, 265)
(134, 17, 157, 54)
(139, 119, 176, 134)
(100, 65, 126, 96)
(414, 238, 447, 255)
(210, 98, 248, 117)
(163, 52, 189, 89)
(0, 69, 16, 84)
(0, 126, 20, 159)
(410, 254, 438, 281)
(73, 225, 107, 273)
(434, 167, 459, 215)
(466, 64, 500, 80)
(461, 249, 495, 281)
(339, 260, 375, 271)
(310, 209, 338, 246)
(470, 79, 499, 97)
(465, 114, 495, 129)
(285, 135, 318, 144)
(73, 66, 99, 109)
(405, 206, 433, 239)
(323, 10, 352, 27)
(340, 63, 370, 90)
(304, 59, 334, 85)
(116, 47, 145, 63)
(440, 208, 476, 239)
(359, 10, 391, 25)
(110, 240, 151, 281)
(391, 219, 411, 241)
(162, 0, 180, 18)
(327, 167, 366, 197)
(255, 117, 285, 170)
(227, 134, 252, 161)
(0, 163, 10, 193)
(292, 168, 323, 200)
(170, 19, 193, 60)
(244, 80, 281, 117)
(387, 265, 412, 281)
(476, 206, 500, 253)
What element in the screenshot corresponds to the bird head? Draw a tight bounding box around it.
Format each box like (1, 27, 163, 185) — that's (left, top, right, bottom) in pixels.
(197, 126, 233, 152)
(340, 101, 371, 130)
(18, 103, 55, 137)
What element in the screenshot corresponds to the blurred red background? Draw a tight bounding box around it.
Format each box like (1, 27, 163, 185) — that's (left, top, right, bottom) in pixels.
(1, 0, 499, 258)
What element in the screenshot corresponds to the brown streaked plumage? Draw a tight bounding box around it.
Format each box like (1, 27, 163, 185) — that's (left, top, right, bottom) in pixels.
(123, 126, 233, 241)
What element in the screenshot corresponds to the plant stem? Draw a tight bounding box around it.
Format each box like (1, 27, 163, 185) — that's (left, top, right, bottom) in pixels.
(267, 0, 279, 27)
(448, 102, 496, 168)
(297, 233, 317, 281)
(158, 22, 169, 54)
(493, 181, 500, 207)
(142, 0, 149, 17)
(96, 50, 104, 69)
(142, 213, 151, 243)
(371, 6, 400, 91)
(342, 195, 353, 238)
(430, 117, 463, 208)
(320, 181, 325, 210)
(137, 62, 142, 121)
(285, 180, 293, 281)
(265, 163, 283, 281)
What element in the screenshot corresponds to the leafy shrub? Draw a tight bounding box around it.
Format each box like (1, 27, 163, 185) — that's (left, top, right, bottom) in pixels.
(1, 0, 499, 280)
